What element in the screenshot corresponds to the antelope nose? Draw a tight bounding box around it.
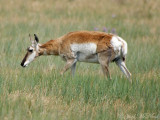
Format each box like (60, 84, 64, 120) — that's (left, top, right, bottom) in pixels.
(21, 62, 24, 67)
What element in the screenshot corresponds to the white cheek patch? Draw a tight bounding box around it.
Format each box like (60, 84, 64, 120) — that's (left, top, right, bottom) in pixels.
(24, 52, 36, 66)
(70, 43, 97, 55)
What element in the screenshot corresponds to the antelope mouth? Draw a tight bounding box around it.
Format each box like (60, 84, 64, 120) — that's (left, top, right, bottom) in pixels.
(21, 63, 28, 67)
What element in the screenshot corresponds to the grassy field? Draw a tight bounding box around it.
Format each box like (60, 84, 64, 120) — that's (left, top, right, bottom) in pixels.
(0, 0, 160, 119)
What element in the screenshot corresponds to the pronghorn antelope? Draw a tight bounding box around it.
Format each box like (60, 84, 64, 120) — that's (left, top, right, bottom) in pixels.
(21, 31, 131, 82)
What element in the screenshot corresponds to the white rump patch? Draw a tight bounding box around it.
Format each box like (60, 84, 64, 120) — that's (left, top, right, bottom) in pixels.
(110, 36, 123, 58)
(70, 43, 97, 54)
(110, 36, 127, 58)
(117, 36, 127, 56)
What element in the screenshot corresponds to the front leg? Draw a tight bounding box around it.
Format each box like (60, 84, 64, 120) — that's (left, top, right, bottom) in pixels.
(98, 50, 113, 80)
(100, 64, 112, 80)
(71, 62, 77, 76)
(60, 59, 77, 75)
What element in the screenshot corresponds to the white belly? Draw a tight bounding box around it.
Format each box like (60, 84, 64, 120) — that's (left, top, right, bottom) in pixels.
(77, 53, 99, 63)
(70, 43, 98, 63)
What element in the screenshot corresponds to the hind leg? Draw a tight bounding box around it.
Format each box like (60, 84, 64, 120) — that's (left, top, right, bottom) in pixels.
(115, 58, 132, 82)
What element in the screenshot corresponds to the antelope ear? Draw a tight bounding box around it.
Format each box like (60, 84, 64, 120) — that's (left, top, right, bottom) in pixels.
(34, 34, 39, 43)
(29, 34, 35, 46)
(29, 34, 32, 41)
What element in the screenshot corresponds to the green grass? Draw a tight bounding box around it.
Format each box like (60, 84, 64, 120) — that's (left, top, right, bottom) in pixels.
(0, 0, 160, 119)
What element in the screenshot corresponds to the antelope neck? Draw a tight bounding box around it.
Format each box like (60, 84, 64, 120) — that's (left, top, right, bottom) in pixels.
(39, 40, 60, 56)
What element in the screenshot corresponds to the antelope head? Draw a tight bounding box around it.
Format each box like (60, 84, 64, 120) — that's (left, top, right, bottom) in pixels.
(21, 34, 40, 67)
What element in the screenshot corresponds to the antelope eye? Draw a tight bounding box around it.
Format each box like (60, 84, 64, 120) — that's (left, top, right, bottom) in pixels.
(28, 49, 33, 52)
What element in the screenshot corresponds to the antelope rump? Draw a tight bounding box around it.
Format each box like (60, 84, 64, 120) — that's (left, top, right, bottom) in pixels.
(21, 31, 131, 82)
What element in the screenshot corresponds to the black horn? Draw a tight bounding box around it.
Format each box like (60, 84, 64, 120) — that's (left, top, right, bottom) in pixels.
(34, 34, 39, 43)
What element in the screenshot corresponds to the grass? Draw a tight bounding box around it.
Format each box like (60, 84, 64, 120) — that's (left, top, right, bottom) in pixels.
(0, 0, 160, 119)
